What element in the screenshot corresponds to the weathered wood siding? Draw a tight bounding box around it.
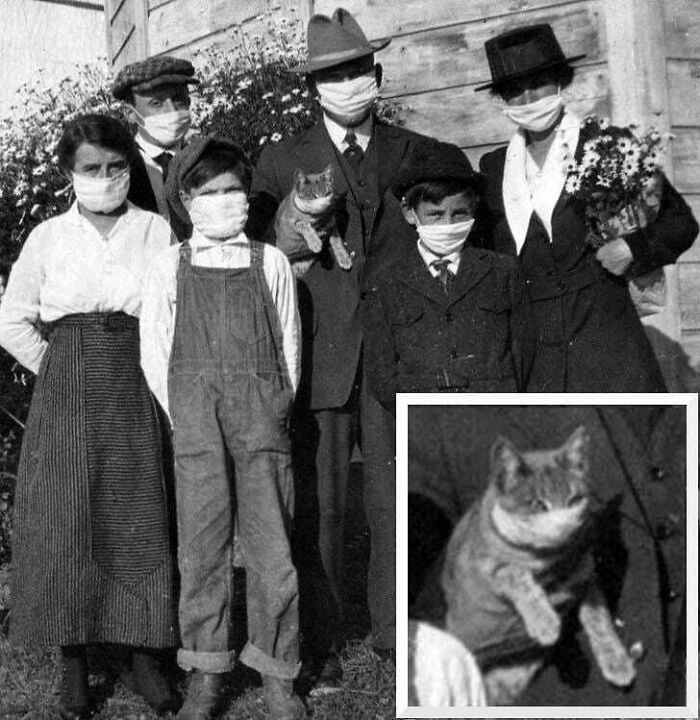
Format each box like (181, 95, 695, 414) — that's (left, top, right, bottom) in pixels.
(666, 0, 700, 373)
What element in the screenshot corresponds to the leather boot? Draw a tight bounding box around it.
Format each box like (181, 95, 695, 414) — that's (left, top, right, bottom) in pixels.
(132, 650, 182, 714)
(58, 646, 92, 720)
(262, 676, 307, 720)
(176, 671, 225, 720)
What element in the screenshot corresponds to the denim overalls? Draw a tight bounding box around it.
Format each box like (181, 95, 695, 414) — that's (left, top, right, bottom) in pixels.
(168, 239, 300, 679)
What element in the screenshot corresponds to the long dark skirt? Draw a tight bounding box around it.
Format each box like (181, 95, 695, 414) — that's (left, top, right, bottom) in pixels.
(10, 312, 177, 648)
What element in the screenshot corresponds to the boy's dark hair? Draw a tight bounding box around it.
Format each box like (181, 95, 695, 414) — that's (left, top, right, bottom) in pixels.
(404, 178, 480, 211)
(181, 142, 253, 194)
(57, 113, 138, 172)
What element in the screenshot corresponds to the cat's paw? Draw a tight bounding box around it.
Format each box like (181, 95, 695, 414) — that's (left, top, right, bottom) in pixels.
(599, 649, 636, 687)
(297, 222, 324, 253)
(523, 607, 561, 646)
(329, 234, 352, 270)
(291, 258, 316, 278)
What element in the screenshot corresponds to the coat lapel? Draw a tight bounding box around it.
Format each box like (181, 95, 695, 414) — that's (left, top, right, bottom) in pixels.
(447, 248, 492, 309)
(374, 122, 410, 200)
(399, 243, 450, 307)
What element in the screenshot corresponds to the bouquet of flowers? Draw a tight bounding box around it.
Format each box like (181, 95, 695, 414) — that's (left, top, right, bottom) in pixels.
(565, 116, 670, 316)
(565, 116, 667, 248)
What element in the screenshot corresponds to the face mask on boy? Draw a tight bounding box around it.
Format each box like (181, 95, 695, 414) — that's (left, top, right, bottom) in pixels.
(189, 191, 249, 240)
(502, 92, 565, 133)
(413, 214, 475, 256)
(135, 109, 191, 147)
(72, 170, 130, 213)
(316, 73, 379, 120)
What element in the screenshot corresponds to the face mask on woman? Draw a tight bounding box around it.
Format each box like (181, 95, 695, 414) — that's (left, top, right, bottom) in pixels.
(502, 91, 565, 133)
(189, 191, 249, 240)
(72, 170, 130, 213)
(316, 73, 379, 121)
(136, 109, 191, 147)
(413, 214, 475, 256)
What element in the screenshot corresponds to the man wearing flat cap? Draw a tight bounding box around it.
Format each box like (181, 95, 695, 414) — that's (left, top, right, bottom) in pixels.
(247, 7, 448, 680)
(112, 55, 199, 239)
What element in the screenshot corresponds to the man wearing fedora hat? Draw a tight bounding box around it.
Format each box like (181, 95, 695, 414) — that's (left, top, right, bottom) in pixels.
(112, 55, 199, 240)
(247, 7, 445, 679)
(475, 24, 697, 394)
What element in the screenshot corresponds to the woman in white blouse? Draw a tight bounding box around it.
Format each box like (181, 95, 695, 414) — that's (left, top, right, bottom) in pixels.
(0, 114, 180, 718)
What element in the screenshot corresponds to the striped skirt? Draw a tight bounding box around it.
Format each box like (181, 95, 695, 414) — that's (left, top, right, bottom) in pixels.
(10, 312, 178, 648)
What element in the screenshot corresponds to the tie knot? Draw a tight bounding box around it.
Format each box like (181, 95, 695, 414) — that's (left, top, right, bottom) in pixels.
(344, 129, 359, 147)
(432, 258, 451, 271)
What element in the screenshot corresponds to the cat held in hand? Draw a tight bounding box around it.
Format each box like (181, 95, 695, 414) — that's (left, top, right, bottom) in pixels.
(274, 164, 352, 276)
(442, 426, 637, 705)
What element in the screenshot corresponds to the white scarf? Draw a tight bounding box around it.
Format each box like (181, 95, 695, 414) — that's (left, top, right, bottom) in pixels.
(502, 109, 581, 253)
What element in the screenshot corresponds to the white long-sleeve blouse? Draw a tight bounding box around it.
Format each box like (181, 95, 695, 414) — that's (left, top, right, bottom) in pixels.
(0, 201, 173, 373)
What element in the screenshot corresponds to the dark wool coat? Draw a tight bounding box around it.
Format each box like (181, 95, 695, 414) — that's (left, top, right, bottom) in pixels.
(246, 119, 440, 410)
(363, 239, 534, 409)
(407, 405, 687, 706)
(478, 124, 698, 392)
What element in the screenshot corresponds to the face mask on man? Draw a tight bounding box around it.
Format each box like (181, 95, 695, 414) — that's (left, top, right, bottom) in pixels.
(502, 91, 565, 133)
(189, 191, 249, 240)
(316, 72, 379, 121)
(72, 170, 130, 213)
(135, 109, 191, 148)
(413, 213, 475, 256)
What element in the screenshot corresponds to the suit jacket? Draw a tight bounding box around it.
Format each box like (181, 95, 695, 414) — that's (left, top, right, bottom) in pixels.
(363, 239, 533, 409)
(128, 151, 191, 241)
(479, 122, 698, 392)
(408, 405, 687, 706)
(247, 119, 440, 410)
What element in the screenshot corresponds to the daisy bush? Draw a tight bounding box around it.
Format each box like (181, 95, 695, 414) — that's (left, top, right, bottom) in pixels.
(565, 116, 668, 246)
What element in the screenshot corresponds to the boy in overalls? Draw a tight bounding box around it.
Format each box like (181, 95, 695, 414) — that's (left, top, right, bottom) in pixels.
(140, 136, 305, 720)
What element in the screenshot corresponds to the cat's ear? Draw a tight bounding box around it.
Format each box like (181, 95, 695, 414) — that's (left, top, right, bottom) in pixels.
(559, 425, 590, 478)
(491, 436, 525, 493)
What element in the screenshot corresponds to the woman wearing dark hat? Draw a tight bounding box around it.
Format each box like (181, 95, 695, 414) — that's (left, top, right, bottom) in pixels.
(476, 24, 698, 392)
(0, 114, 179, 718)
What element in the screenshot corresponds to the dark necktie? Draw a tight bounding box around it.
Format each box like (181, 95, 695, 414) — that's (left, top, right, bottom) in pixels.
(343, 129, 364, 175)
(432, 258, 455, 295)
(154, 152, 172, 182)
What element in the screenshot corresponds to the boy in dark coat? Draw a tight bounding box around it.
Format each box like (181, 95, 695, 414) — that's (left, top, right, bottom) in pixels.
(364, 141, 533, 408)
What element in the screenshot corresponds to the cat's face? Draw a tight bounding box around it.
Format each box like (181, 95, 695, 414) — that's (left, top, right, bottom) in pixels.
(489, 426, 591, 548)
(294, 164, 334, 199)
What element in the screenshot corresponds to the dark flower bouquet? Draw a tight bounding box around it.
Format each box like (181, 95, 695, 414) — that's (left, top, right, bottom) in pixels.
(565, 116, 667, 248)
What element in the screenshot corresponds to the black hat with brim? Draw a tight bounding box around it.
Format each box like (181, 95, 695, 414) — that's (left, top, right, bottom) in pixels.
(474, 23, 585, 92)
(391, 141, 485, 199)
(112, 55, 200, 101)
(289, 7, 391, 74)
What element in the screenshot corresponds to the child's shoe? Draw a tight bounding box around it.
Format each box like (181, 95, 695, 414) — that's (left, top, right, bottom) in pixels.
(262, 676, 308, 720)
(58, 646, 92, 719)
(132, 650, 182, 713)
(176, 671, 225, 720)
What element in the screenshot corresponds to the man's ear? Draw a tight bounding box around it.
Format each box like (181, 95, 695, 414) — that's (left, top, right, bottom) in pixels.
(305, 73, 318, 98)
(125, 105, 141, 127)
(400, 197, 416, 225)
(179, 189, 192, 212)
(374, 63, 383, 89)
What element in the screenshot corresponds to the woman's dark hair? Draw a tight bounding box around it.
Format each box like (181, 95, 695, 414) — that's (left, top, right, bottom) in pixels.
(181, 142, 253, 194)
(404, 178, 480, 211)
(490, 63, 575, 98)
(56, 113, 138, 171)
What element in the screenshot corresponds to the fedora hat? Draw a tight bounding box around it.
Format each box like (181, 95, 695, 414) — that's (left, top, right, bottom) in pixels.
(475, 24, 585, 92)
(289, 7, 391, 74)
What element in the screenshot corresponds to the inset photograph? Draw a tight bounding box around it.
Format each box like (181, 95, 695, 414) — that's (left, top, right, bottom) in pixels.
(397, 397, 698, 718)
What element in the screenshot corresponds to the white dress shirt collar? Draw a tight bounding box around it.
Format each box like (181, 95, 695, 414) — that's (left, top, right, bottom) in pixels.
(416, 239, 462, 277)
(135, 131, 177, 160)
(323, 113, 373, 153)
(66, 199, 139, 239)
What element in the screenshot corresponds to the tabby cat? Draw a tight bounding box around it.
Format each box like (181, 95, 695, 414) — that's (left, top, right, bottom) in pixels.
(274, 164, 352, 275)
(442, 426, 636, 705)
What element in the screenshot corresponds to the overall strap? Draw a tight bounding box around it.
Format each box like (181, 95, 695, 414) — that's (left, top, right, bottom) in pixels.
(249, 240, 264, 267)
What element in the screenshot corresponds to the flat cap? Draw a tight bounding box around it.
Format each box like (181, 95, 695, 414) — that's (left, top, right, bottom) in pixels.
(112, 55, 199, 101)
(165, 135, 249, 227)
(391, 141, 485, 198)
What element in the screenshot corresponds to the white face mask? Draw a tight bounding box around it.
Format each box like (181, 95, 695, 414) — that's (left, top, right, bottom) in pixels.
(136, 109, 191, 148)
(72, 170, 130, 213)
(413, 213, 475, 256)
(189, 191, 249, 240)
(502, 92, 565, 133)
(316, 73, 379, 123)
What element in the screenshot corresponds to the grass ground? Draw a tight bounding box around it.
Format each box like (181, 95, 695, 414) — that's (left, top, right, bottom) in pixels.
(0, 463, 396, 720)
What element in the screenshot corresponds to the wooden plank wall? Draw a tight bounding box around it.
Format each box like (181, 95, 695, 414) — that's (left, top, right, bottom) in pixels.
(312, 0, 609, 170)
(665, 0, 700, 371)
(105, 0, 149, 69)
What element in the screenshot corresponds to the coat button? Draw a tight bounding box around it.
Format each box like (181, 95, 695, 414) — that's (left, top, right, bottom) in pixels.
(556, 280, 568, 291)
(650, 465, 666, 481)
